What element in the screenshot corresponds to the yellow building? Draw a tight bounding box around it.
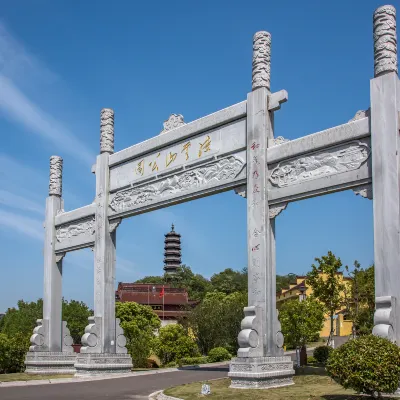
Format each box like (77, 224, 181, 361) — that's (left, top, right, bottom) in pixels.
(276, 273, 353, 337)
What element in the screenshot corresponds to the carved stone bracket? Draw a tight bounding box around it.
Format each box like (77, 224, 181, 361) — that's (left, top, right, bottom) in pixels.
(269, 136, 290, 147)
(269, 203, 288, 219)
(353, 184, 373, 200)
(234, 185, 247, 198)
(109, 218, 122, 233)
(349, 108, 370, 122)
(29, 319, 49, 352)
(372, 296, 396, 342)
(268, 90, 288, 112)
(62, 321, 74, 353)
(237, 306, 263, 358)
(116, 318, 128, 354)
(81, 316, 102, 353)
(160, 114, 185, 134)
(55, 253, 66, 263)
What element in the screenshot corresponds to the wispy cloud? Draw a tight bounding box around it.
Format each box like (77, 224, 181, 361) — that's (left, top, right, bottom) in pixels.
(0, 22, 95, 166)
(0, 208, 43, 240)
(0, 190, 43, 215)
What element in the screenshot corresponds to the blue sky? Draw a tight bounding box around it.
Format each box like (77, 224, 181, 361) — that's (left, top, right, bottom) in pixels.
(0, 0, 382, 311)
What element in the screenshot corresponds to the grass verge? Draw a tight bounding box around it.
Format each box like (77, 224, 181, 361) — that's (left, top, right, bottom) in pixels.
(0, 373, 74, 383)
(164, 367, 397, 400)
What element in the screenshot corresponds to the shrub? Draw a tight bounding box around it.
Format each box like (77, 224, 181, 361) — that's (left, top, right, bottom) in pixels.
(327, 335, 400, 396)
(164, 361, 178, 368)
(178, 356, 208, 366)
(207, 347, 232, 363)
(0, 333, 29, 374)
(306, 355, 316, 364)
(313, 345, 333, 364)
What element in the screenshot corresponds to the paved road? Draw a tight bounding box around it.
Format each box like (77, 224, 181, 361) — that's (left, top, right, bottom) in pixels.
(0, 365, 229, 400)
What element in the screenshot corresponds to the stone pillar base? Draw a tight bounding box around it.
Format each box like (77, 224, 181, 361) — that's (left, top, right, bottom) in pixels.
(228, 356, 295, 389)
(24, 352, 77, 375)
(74, 353, 133, 376)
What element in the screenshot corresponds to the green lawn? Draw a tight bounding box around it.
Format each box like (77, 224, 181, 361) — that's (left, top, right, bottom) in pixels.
(164, 367, 397, 400)
(0, 373, 74, 383)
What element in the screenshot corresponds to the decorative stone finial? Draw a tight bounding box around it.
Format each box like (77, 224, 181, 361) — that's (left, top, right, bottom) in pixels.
(100, 108, 114, 154)
(49, 156, 63, 196)
(252, 31, 271, 91)
(373, 5, 397, 77)
(160, 114, 185, 134)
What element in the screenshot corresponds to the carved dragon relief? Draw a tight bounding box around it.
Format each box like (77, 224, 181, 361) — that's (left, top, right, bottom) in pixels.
(269, 141, 371, 188)
(56, 217, 95, 243)
(109, 155, 246, 213)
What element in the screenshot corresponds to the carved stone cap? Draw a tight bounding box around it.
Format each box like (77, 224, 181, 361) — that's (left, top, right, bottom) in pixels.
(49, 156, 63, 196)
(160, 114, 185, 134)
(252, 31, 271, 91)
(373, 5, 397, 77)
(100, 108, 114, 154)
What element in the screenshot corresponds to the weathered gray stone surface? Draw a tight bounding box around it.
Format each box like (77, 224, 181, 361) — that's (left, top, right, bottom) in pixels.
(229, 356, 294, 389)
(100, 108, 114, 154)
(25, 352, 76, 375)
(74, 353, 133, 376)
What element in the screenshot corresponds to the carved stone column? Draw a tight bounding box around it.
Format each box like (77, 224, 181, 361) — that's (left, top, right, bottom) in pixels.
(371, 6, 400, 345)
(25, 156, 76, 375)
(75, 109, 131, 376)
(228, 31, 294, 389)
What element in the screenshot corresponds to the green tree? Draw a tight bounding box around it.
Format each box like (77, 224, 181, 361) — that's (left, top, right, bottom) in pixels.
(279, 298, 325, 349)
(62, 300, 92, 344)
(210, 268, 247, 294)
(155, 324, 199, 365)
(306, 251, 345, 343)
(116, 302, 161, 367)
(276, 273, 297, 292)
(134, 276, 165, 285)
(344, 262, 375, 336)
(185, 291, 247, 354)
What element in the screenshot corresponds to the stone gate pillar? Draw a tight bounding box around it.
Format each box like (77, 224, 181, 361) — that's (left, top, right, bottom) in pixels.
(371, 6, 400, 343)
(25, 156, 76, 374)
(228, 31, 294, 389)
(74, 109, 132, 376)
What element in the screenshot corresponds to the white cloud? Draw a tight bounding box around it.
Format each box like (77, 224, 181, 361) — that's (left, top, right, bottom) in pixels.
(0, 75, 94, 166)
(0, 189, 43, 215)
(0, 208, 43, 240)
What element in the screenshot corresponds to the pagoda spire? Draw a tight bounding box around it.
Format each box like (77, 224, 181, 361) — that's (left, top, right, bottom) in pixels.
(163, 223, 181, 275)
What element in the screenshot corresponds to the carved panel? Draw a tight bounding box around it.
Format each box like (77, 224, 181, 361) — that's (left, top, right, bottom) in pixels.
(109, 155, 245, 213)
(269, 141, 370, 188)
(160, 114, 185, 134)
(56, 217, 95, 243)
(49, 156, 63, 196)
(373, 5, 397, 77)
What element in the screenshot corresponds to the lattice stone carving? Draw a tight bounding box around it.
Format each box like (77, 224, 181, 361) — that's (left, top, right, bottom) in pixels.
(373, 296, 396, 342)
(269, 141, 370, 188)
(56, 217, 95, 243)
(81, 316, 102, 353)
(160, 114, 185, 134)
(100, 108, 114, 154)
(269, 203, 287, 219)
(110, 156, 245, 213)
(373, 5, 397, 77)
(116, 318, 128, 354)
(237, 306, 262, 358)
(49, 156, 63, 196)
(62, 321, 74, 353)
(29, 319, 48, 352)
(252, 31, 271, 91)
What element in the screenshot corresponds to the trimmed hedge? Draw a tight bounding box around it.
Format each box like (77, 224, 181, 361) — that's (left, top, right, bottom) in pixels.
(207, 347, 232, 363)
(0, 333, 29, 374)
(178, 356, 208, 366)
(327, 335, 400, 396)
(313, 345, 333, 364)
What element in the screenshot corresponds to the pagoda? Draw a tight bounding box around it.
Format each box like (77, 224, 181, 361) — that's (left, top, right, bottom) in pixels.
(163, 224, 181, 275)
